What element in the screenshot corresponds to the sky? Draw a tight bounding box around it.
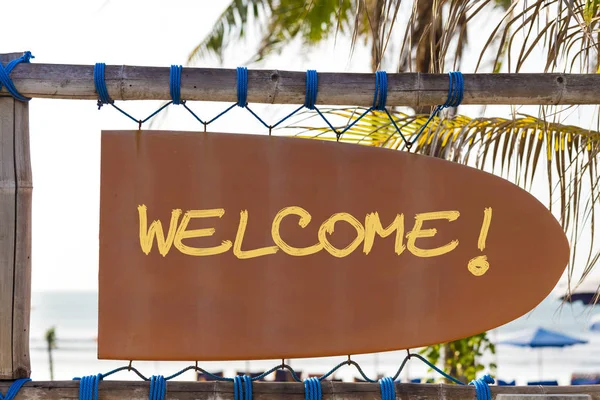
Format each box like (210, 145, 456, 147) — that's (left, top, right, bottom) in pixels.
(2, 0, 599, 292)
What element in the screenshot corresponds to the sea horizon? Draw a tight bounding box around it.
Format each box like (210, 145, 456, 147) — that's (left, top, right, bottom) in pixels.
(29, 290, 600, 385)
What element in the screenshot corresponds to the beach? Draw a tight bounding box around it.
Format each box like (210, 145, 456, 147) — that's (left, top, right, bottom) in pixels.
(29, 291, 600, 385)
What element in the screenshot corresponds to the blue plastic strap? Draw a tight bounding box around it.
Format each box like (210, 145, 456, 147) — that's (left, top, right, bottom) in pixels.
(373, 71, 388, 111)
(469, 374, 495, 400)
(170, 65, 183, 105)
(378, 377, 395, 400)
(234, 376, 253, 400)
(304, 70, 318, 109)
(77, 374, 103, 400)
(234, 376, 241, 400)
(304, 377, 322, 400)
(0, 378, 31, 400)
(443, 71, 464, 108)
(93, 61, 174, 127)
(237, 67, 248, 107)
(243, 375, 252, 400)
(0, 51, 34, 102)
(65, 356, 492, 400)
(150, 375, 165, 400)
(149, 375, 166, 400)
(381, 72, 388, 109)
(94, 63, 113, 109)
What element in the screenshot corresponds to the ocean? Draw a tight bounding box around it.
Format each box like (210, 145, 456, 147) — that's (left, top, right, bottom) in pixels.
(29, 291, 600, 385)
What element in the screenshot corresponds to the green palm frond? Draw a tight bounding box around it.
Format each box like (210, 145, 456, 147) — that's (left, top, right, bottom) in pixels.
(279, 107, 600, 287)
(187, 0, 357, 65)
(187, 0, 271, 64)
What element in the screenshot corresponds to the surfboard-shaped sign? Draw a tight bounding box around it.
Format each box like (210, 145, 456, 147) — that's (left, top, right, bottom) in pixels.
(98, 130, 569, 361)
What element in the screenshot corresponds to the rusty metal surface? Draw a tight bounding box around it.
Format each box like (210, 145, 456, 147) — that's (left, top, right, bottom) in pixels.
(98, 131, 569, 361)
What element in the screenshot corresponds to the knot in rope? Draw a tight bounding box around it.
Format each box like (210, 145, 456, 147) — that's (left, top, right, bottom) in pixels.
(234, 375, 253, 400)
(0, 51, 34, 102)
(237, 67, 248, 107)
(304, 70, 318, 110)
(170, 65, 183, 105)
(469, 374, 495, 400)
(149, 375, 167, 400)
(378, 377, 396, 400)
(372, 71, 388, 111)
(76, 373, 104, 400)
(0, 378, 31, 400)
(304, 377, 322, 400)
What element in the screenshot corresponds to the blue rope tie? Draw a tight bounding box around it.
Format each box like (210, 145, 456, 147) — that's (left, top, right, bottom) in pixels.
(0, 51, 34, 102)
(469, 374, 495, 400)
(304, 377, 322, 400)
(234, 376, 242, 400)
(244, 375, 252, 400)
(65, 355, 494, 400)
(87, 62, 463, 144)
(443, 70, 464, 108)
(406, 70, 464, 149)
(94, 61, 176, 127)
(237, 67, 248, 107)
(77, 374, 103, 400)
(234, 375, 253, 400)
(149, 375, 166, 400)
(170, 65, 182, 105)
(304, 69, 388, 141)
(373, 71, 388, 111)
(304, 70, 318, 110)
(378, 377, 395, 400)
(0, 378, 31, 400)
(94, 63, 113, 109)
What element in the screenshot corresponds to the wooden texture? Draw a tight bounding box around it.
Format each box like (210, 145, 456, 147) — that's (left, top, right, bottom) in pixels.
(98, 131, 568, 361)
(2, 62, 600, 106)
(497, 396, 591, 400)
(0, 53, 32, 379)
(1, 381, 600, 400)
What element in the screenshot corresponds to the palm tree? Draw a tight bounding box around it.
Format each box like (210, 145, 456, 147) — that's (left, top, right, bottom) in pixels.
(188, 0, 600, 382)
(45, 327, 57, 380)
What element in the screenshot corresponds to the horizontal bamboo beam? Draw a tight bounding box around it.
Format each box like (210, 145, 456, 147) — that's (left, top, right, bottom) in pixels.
(3, 63, 600, 106)
(3, 381, 600, 400)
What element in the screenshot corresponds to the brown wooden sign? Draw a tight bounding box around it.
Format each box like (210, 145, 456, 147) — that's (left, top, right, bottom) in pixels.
(98, 130, 569, 361)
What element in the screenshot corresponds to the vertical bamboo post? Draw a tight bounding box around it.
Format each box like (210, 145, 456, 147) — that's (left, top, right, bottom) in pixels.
(0, 52, 32, 379)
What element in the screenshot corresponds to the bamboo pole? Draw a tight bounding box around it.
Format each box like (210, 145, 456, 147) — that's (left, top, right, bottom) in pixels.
(2, 62, 600, 106)
(3, 53, 600, 395)
(2, 381, 599, 400)
(0, 53, 32, 379)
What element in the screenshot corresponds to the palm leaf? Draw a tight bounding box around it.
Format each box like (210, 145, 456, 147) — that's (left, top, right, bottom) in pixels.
(187, 0, 357, 65)
(187, 0, 271, 64)
(277, 107, 600, 291)
(480, 0, 600, 73)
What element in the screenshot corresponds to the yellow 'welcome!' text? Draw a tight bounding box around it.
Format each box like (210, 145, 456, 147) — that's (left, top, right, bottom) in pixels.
(137, 205, 465, 260)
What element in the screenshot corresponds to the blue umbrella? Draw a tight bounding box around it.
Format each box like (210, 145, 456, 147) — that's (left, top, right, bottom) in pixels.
(500, 327, 588, 347)
(498, 328, 588, 379)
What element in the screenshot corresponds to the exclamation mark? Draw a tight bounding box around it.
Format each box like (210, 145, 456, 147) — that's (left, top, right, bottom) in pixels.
(467, 207, 492, 276)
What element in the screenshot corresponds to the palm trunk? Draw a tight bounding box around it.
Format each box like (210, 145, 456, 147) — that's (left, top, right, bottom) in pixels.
(47, 342, 54, 381)
(45, 327, 56, 381)
(414, 0, 443, 114)
(370, 0, 385, 72)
